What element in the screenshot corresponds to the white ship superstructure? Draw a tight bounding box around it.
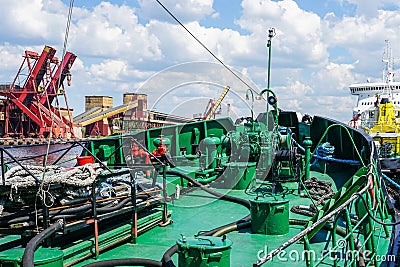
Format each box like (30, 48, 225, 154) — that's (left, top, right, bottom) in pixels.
(350, 40, 400, 129)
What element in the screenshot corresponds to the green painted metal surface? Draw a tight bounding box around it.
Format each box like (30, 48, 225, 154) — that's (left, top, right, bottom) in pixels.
(250, 196, 290, 235)
(0, 248, 63, 267)
(221, 162, 256, 189)
(69, 112, 393, 266)
(177, 236, 232, 267)
(0, 109, 394, 267)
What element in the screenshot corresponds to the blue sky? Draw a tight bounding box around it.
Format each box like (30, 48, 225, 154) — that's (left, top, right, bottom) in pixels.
(1, 0, 400, 122)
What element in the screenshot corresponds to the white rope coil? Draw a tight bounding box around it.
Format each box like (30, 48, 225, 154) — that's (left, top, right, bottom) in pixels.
(4, 164, 102, 190)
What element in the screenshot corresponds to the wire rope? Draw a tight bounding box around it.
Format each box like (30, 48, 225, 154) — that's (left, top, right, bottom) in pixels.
(35, 0, 75, 230)
(155, 0, 259, 95)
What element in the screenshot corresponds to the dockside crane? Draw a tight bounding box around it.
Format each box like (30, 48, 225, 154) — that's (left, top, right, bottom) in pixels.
(0, 45, 76, 138)
(203, 85, 230, 120)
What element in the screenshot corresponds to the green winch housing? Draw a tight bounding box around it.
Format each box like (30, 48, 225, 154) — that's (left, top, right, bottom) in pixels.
(221, 162, 256, 190)
(177, 235, 232, 267)
(250, 196, 289, 235)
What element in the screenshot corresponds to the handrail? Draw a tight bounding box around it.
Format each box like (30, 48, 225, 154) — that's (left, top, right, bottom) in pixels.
(311, 123, 366, 167)
(253, 174, 373, 266)
(0, 147, 41, 184)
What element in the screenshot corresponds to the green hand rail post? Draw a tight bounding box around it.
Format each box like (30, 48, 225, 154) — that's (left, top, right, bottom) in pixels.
(303, 137, 312, 181)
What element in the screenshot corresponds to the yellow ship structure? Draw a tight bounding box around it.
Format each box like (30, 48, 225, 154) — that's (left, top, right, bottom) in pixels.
(365, 98, 400, 157)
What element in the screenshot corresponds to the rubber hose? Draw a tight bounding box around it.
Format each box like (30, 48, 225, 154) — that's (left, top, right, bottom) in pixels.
(161, 169, 251, 267)
(1, 198, 125, 225)
(165, 170, 250, 209)
(202, 215, 250, 236)
(162, 216, 251, 266)
(212, 221, 251, 236)
(288, 218, 348, 238)
(4, 197, 148, 226)
(54, 199, 116, 215)
(4, 198, 149, 227)
(51, 199, 141, 221)
(22, 220, 64, 267)
(210, 218, 346, 237)
(82, 258, 162, 267)
(97, 198, 131, 213)
(57, 195, 148, 215)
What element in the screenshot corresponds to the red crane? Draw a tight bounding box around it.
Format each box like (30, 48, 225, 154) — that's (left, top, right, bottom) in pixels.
(202, 85, 230, 120)
(0, 45, 76, 138)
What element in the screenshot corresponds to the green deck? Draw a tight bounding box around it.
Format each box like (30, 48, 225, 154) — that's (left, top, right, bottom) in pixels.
(0, 112, 395, 267)
(74, 170, 393, 267)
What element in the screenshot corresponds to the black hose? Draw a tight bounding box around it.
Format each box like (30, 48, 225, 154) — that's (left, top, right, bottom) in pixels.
(161, 170, 251, 266)
(22, 220, 64, 267)
(161, 245, 178, 267)
(54, 199, 116, 215)
(97, 198, 131, 213)
(165, 170, 250, 209)
(356, 192, 400, 225)
(3, 196, 150, 227)
(82, 258, 162, 267)
(161, 215, 251, 267)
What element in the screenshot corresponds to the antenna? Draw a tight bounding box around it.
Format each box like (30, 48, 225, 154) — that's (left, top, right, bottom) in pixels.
(382, 40, 394, 82)
(267, 28, 276, 90)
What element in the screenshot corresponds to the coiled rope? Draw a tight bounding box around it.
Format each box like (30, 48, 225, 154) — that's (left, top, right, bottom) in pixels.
(4, 164, 101, 189)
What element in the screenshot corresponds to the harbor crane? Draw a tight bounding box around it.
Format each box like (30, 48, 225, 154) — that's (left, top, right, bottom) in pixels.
(202, 85, 230, 120)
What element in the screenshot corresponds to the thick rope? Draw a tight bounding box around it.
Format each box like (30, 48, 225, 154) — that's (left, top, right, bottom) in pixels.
(291, 177, 335, 217)
(4, 164, 101, 189)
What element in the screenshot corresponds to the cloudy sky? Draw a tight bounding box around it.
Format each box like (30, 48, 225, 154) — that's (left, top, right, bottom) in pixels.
(0, 0, 399, 122)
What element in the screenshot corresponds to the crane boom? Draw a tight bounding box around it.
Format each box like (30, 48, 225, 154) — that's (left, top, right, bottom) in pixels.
(204, 85, 230, 120)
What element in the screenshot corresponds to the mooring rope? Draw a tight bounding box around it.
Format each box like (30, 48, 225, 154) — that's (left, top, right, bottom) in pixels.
(5, 164, 101, 189)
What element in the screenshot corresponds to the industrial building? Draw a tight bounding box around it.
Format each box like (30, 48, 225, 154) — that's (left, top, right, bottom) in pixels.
(0, 45, 195, 140)
(74, 93, 195, 137)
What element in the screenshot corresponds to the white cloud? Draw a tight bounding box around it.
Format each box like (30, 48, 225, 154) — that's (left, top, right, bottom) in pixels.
(138, 0, 215, 23)
(0, 0, 73, 46)
(146, 20, 257, 66)
(340, 0, 400, 18)
(0, 45, 25, 73)
(68, 2, 162, 62)
(310, 62, 357, 96)
(89, 60, 128, 81)
(237, 0, 328, 67)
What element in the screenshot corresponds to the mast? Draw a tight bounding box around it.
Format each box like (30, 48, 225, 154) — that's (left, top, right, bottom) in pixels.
(267, 28, 276, 90)
(383, 39, 394, 83)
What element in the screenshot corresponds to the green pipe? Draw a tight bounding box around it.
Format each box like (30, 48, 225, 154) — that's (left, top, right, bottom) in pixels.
(332, 211, 341, 267)
(303, 137, 312, 181)
(196, 175, 219, 184)
(266, 28, 275, 91)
